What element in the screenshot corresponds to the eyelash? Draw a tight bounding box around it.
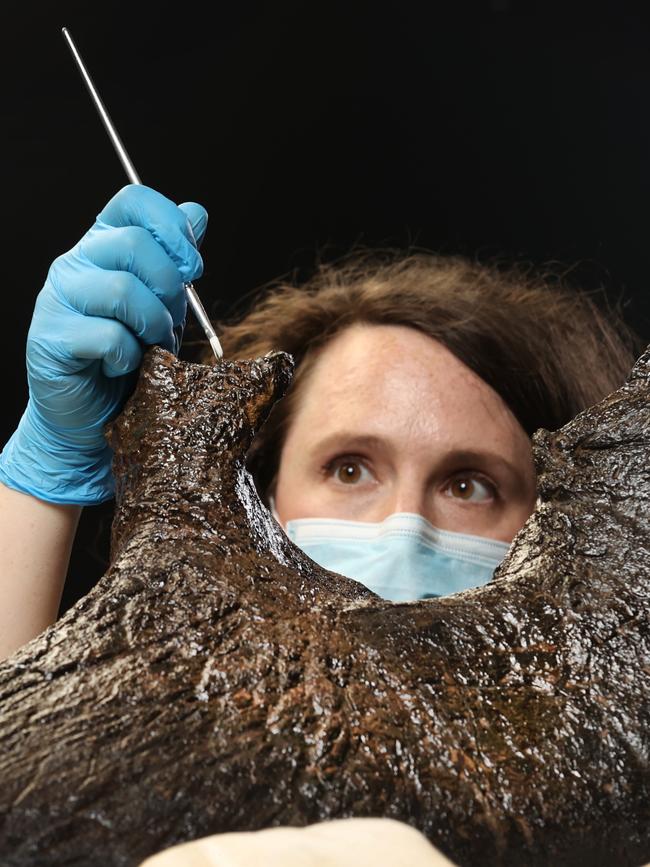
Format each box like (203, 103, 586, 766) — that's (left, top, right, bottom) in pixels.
(321, 455, 499, 501)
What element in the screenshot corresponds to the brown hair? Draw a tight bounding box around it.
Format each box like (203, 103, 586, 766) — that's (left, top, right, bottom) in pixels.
(200, 251, 643, 500)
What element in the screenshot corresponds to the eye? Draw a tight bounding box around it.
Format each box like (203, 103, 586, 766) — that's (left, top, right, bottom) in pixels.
(325, 457, 373, 486)
(445, 475, 495, 503)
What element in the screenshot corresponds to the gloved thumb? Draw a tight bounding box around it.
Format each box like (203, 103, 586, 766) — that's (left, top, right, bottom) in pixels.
(179, 201, 208, 249)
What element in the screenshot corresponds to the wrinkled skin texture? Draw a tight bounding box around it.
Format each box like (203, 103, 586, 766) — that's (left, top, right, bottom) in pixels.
(0, 345, 649, 867)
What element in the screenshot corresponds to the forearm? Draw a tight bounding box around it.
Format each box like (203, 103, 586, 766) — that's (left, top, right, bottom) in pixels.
(0, 481, 81, 661)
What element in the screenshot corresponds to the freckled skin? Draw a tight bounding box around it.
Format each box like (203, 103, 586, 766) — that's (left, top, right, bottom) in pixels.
(275, 324, 537, 542)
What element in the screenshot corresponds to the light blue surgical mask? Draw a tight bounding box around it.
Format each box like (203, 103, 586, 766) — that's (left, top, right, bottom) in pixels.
(274, 509, 510, 602)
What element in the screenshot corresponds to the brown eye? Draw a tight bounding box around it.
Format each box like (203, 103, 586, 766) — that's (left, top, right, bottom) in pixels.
(450, 478, 474, 499)
(336, 462, 362, 484)
(447, 476, 493, 502)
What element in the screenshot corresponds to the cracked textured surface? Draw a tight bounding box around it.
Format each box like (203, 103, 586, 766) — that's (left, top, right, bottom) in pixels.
(0, 344, 649, 867)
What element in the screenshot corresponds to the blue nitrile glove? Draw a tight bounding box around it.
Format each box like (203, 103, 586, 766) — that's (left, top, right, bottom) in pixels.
(0, 184, 208, 505)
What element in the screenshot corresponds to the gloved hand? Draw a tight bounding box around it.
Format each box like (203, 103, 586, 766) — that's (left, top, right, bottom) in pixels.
(0, 184, 208, 505)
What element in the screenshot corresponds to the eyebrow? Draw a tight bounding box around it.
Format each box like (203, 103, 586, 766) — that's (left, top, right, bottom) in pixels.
(307, 433, 528, 484)
(441, 449, 527, 484)
(307, 433, 388, 457)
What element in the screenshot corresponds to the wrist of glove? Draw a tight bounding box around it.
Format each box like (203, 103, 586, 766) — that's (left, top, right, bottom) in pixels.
(0, 401, 115, 505)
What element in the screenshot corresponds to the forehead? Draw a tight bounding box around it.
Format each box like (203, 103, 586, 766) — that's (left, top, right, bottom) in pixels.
(291, 323, 525, 451)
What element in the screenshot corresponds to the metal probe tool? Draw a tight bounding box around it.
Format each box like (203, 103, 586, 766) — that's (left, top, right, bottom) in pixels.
(61, 26, 224, 361)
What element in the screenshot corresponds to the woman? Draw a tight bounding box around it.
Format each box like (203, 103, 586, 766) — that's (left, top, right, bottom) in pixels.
(0, 183, 640, 656)
(203, 248, 639, 602)
(0, 184, 642, 866)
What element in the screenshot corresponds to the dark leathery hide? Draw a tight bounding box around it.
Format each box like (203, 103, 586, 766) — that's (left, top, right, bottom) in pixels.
(0, 345, 649, 867)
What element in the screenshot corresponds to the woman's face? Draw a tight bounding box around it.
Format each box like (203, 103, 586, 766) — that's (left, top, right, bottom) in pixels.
(273, 323, 537, 543)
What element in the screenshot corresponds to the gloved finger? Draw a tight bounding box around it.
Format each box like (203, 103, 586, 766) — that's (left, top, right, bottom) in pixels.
(79, 225, 187, 328)
(178, 201, 208, 249)
(56, 263, 177, 352)
(96, 184, 204, 281)
(62, 315, 144, 379)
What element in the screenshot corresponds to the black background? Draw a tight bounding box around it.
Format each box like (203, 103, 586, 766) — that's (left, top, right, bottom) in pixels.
(3, 0, 650, 610)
